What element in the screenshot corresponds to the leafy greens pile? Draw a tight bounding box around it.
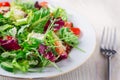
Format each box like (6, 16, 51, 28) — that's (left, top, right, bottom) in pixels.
(0, 0, 81, 73)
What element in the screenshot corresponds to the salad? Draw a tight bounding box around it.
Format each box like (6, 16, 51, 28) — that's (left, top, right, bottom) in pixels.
(0, 0, 82, 73)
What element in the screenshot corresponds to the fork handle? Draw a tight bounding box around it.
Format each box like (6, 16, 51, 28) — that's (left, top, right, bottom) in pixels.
(107, 56, 111, 80)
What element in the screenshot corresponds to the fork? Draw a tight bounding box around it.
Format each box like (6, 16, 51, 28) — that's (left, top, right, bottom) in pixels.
(100, 27, 117, 80)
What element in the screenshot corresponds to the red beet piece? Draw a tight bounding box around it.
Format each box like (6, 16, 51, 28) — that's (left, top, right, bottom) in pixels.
(0, 37, 21, 51)
(38, 44, 56, 62)
(34, 1, 42, 10)
(54, 18, 65, 31)
(44, 18, 65, 33)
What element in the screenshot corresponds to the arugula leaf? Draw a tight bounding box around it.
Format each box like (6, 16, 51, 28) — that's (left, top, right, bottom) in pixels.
(14, 18, 28, 26)
(13, 0, 36, 11)
(0, 56, 5, 63)
(0, 15, 12, 26)
(44, 31, 55, 48)
(58, 27, 79, 47)
(21, 38, 42, 49)
(44, 31, 60, 56)
(31, 8, 50, 23)
(32, 19, 48, 33)
(8, 27, 17, 37)
(12, 59, 29, 72)
(17, 29, 29, 44)
(4, 7, 26, 21)
(29, 8, 50, 33)
(0, 24, 13, 32)
(29, 38, 43, 47)
(0, 46, 5, 53)
(0, 14, 4, 18)
(0, 18, 7, 26)
(1, 52, 16, 58)
(18, 24, 30, 35)
(53, 8, 68, 21)
(35, 51, 50, 67)
(17, 25, 30, 44)
(16, 50, 26, 60)
(28, 60, 39, 67)
(1, 61, 14, 72)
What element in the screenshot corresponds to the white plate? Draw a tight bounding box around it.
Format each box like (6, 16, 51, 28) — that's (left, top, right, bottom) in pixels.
(0, 0, 96, 79)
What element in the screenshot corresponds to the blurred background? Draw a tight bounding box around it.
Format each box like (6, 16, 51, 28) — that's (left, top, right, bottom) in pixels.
(55, 0, 120, 28)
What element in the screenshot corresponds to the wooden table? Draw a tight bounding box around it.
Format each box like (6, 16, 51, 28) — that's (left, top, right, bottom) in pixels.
(1, 0, 120, 80)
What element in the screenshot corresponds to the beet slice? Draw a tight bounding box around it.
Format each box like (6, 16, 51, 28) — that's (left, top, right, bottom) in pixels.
(34, 1, 42, 10)
(54, 18, 64, 31)
(38, 44, 56, 62)
(44, 18, 65, 33)
(0, 37, 21, 51)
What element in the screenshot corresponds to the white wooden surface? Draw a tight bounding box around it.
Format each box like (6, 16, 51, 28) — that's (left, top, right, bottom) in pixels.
(1, 0, 120, 80)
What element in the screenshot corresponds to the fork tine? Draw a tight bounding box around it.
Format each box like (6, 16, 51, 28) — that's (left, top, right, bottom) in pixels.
(100, 27, 117, 54)
(108, 28, 113, 50)
(105, 27, 110, 50)
(100, 27, 117, 80)
(100, 27, 106, 49)
(108, 28, 117, 50)
(100, 27, 105, 44)
(100, 27, 109, 55)
(106, 27, 117, 54)
(112, 28, 117, 50)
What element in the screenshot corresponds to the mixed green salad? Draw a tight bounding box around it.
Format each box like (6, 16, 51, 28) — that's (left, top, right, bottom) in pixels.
(0, 0, 81, 73)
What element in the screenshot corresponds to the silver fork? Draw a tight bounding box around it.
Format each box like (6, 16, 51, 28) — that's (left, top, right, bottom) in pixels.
(100, 27, 117, 80)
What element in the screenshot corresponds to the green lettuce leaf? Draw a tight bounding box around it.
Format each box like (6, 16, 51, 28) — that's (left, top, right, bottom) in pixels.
(0, 24, 13, 32)
(58, 27, 79, 47)
(12, 59, 29, 72)
(28, 8, 50, 33)
(0, 14, 12, 26)
(53, 8, 68, 21)
(13, 0, 36, 11)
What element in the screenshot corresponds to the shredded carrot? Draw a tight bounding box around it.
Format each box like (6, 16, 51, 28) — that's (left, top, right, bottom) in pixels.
(39, 1, 48, 8)
(64, 22, 73, 28)
(55, 41, 66, 55)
